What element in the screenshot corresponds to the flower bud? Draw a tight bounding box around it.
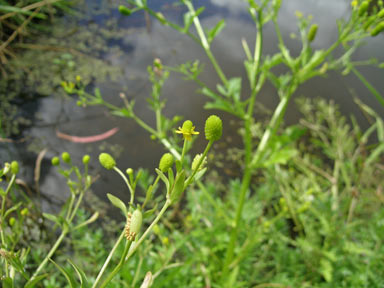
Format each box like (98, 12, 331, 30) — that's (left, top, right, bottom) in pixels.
(82, 155, 90, 165)
(125, 209, 142, 241)
(159, 153, 174, 172)
(10, 161, 19, 175)
(21, 208, 29, 216)
(371, 21, 384, 36)
(307, 24, 318, 42)
(358, 1, 369, 16)
(99, 153, 116, 170)
(126, 168, 134, 175)
(205, 115, 223, 141)
(51, 157, 60, 166)
(191, 154, 207, 171)
(119, 5, 131, 16)
(61, 152, 71, 164)
(9, 217, 16, 227)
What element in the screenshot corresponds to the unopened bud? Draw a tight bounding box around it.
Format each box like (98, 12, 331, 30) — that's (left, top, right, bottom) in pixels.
(371, 21, 384, 36)
(205, 115, 223, 141)
(61, 152, 71, 164)
(358, 1, 369, 16)
(307, 24, 318, 42)
(99, 153, 116, 170)
(159, 153, 174, 172)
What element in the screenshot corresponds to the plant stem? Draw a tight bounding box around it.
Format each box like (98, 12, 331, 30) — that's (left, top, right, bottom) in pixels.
(184, 1, 228, 86)
(1, 174, 16, 246)
(222, 12, 263, 280)
(27, 231, 67, 284)
(99, 240, 132, 288)
(184, 141, 213, 188)
(92, 230, 125, 288)
(113, 167, 134, 205)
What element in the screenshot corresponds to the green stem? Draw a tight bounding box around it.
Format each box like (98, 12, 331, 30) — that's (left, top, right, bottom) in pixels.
(99, 240, 132, 288)
(222, 12, 263, 280)
(113, 167, 135, 205)
(27, 231, 67, 284)
(184, 141, 213, 188)
(184, 1, 228, 86)
(92, 230, 126, 288)
(1, 174, 16, 246)
(180, 139, 188, 164)
(351, 66, 384, 107)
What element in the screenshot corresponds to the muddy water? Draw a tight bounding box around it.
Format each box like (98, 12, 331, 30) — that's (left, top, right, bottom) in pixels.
(1, 0, 383, 212)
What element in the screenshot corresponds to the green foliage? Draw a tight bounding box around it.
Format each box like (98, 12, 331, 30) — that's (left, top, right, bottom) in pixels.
(2, 0, 384, 287)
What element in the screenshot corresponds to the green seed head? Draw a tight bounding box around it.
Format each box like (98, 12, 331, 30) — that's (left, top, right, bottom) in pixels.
(9, 217, 16, 227)
(82, 155, 90, 165)
(125, 209, 142, 241)
(159, 153, 174, 172)
(51, 157, 60, 166)
(307, 24, 318, 42)
(182, 120, 193, 132)
(61, 152, 71, 164)
(21, 208, 29, 216)
(358, 1, 369, 16)
(10, 161, 19, 175)
(205, 115, 223, 141)
(118, 5, 131, 16)
(371, 21, 384, 36)
(99, 153, 116, 170)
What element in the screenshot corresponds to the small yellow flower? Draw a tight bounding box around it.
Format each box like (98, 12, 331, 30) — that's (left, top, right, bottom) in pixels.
(176, 120, 199, 141)
(351, 0, 358, 8)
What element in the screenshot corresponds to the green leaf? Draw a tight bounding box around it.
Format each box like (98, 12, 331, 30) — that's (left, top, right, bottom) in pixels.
(183, 11, 194, 32)
(1, 277, 13, 288)
(42, 213, 61, 225)
(193, 167, 207, 182)
(0, 5, 47, 19)
(111, 108, 132, 118)
(68, 259, 89, 288)
(50, 259, 77, 288)
(107, 194, 127, 216)
(143, 203, 158, 219)
(320, 258, 333, 282)
(170, 170, 186, 203)
(25, 274, 48, 288)
(155, 168, 170, 193)
(207, 19, 226, 44)
(262, 147, 298, 167)
(4, 202, 22, 218)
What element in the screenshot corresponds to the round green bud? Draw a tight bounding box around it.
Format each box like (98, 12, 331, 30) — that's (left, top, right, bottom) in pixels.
(61, 152, 71, 164)
(126, 168, 134, 175)
(358, 1, 369, 16)
(9, 217, 16, 227)
(10, 161, 19, 175)
(82, 155, 90, 165)
(51, 157, 60, 166)
(307, 24, 318, 42)
(205, 115, 223, 141)
(191, 154, 207, 171)
(21, 208, 29, 216)
(119, 5, 132, 16)
(182, 120, 193, 131)
(159, 153, 174, 172)
(99, 153, 116, 170)
(371, 21, 384, 36)
(76, 100, 83, 106)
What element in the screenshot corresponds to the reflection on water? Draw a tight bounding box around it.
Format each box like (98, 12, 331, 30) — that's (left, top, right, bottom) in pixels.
(1, 0, 383, 209)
